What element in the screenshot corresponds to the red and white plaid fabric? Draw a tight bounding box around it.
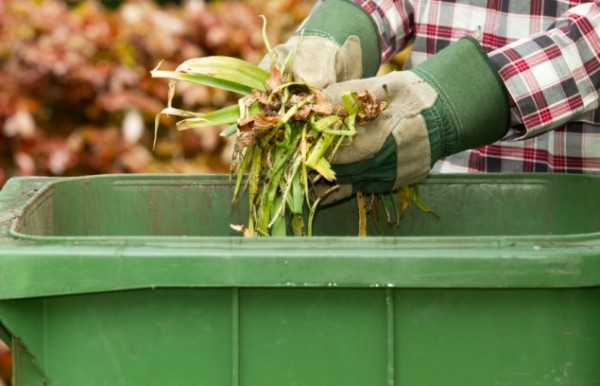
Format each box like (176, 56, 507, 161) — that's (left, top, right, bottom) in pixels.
(352, 0, 600, 173)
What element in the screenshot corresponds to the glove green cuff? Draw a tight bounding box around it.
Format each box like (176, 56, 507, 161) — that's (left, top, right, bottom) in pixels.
(410, 37, 510, 163)
(334, 136, 397, 194)
(299, 0, 381, 77)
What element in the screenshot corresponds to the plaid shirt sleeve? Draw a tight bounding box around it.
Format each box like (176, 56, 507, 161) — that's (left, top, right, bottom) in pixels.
(351, 0, 415, 61)
(352, 0, 600, 141)
(488, 1, 600, 140)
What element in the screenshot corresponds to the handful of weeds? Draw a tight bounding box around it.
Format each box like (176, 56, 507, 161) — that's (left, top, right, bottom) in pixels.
(152, 18, 434, 236)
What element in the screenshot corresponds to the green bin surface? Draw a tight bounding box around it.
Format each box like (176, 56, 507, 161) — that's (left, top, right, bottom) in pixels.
(0, 173, 599, 385)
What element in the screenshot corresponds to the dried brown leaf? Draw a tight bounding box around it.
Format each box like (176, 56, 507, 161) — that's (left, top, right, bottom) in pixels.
(311, 90, 334, 116)
(266, 66, 282, 90)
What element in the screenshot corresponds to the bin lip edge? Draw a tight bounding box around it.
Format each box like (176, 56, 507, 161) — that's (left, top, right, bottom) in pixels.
(3, 174, 600, 299)
(7, 229, 600, 248)
(4, 173, 600, 247)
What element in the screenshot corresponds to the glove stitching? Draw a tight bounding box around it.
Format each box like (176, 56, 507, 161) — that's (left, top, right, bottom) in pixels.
(422, 106, 445, 164)
(300, 29, 338, 45)
(411, 68, 464, 150)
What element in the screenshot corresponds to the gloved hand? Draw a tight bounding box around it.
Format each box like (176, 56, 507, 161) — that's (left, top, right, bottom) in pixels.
(258, 0, 381, 88)
(259, 35, 363, 88)
(321, 37, 511, 200)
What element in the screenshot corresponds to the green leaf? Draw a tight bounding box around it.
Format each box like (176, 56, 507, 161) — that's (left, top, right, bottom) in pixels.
(151, 57, 269, 95)
(260, 14, 278, 72)
(221, 123, 239, 137)
(341, 91, 360, 115)
(178, 56, 269, 82)
(175, 56, 270, 91)
(305, 133, 335, 172)
(290, 171, 303, 215)
(270, 196, 287, 236)
(151, 70, 255, 95)
(312, 115, 342, 132)
(175, 105, 240, 131)
(312, 157, 336, 182)
(291, 214, 305, 237)
(232, 146, 253, 205)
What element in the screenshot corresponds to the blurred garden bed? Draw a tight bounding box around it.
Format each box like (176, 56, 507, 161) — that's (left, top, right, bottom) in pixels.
(0, 0, 313, 187)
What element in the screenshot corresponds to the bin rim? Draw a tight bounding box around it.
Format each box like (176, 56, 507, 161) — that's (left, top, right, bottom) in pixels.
(4, 173, 600, 248)
(0, 173, 599, 299)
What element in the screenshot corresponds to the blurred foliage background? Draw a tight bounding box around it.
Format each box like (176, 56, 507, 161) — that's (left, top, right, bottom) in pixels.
(0, 0, 314, 189)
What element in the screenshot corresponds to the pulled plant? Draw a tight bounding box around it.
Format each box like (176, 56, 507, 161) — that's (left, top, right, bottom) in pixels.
(152, 18, 435, 236)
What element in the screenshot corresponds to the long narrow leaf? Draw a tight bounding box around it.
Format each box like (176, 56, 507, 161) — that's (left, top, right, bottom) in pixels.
(152, 56, 270, 95)
(305, 134, 335, 170)
(176, 105, 241, 131)
(151, 70, 256, 95)
(270, 196, 287, 236)
(174, 64, 267, 92)
(221, 123, 239, 137)
(177, 56, 269, 87)
(232, 146, 253, 205)
(312, 157, 336, 182)
(260, 15, 278, 72)
(153, 107, 205, 150)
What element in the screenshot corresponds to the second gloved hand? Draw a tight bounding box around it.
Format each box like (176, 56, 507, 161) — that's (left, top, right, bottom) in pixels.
(257, 0, 381, 87)
(322, 37, 511, 200)
(259, 35, 363, 88)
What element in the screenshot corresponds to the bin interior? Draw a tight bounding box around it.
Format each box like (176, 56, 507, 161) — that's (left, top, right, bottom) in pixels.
(11, 174, 600, 238)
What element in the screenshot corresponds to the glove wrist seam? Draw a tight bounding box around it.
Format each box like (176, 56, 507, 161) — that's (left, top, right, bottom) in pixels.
(411, 38, 510, 155)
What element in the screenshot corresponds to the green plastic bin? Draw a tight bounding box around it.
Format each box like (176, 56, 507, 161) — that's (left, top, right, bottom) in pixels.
(0, 173, 599, 385)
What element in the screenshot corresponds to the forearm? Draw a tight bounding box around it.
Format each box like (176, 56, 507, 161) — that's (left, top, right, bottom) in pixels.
(489, 1, 600, 139)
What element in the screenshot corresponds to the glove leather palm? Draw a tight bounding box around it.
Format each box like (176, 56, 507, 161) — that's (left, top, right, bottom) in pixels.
(322, 38, 511, 199)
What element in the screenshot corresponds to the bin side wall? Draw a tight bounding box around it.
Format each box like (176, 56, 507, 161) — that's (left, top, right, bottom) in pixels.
(2, 287, 600, 386)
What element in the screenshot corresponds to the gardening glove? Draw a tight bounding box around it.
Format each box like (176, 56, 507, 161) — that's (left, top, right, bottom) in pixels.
(258, 0, 381, 88)
(322, 37, 511, 200)
(259, 35, 363, 88)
